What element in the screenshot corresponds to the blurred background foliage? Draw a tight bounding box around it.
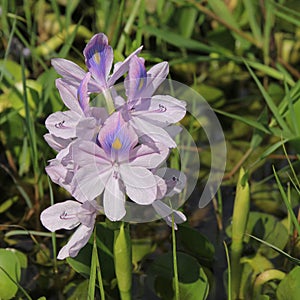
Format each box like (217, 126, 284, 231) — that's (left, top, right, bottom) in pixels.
(1, 0, 300, 299)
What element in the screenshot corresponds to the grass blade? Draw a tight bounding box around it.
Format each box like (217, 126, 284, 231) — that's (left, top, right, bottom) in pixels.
(244, 60, 291, 133)
(248, 234, 300, 265)
(273, 166, 300, 235)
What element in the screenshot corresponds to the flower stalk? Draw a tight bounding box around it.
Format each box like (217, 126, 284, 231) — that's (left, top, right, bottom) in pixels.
(114, 222, 132, 300)
(230, 167, 250, 299)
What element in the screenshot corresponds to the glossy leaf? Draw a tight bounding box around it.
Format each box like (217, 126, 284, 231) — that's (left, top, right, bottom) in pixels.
(276, 266, 300, 300)
(0, 248, 22, 300)
(147, 252, 209, 300)
(177, 224, 215, 263)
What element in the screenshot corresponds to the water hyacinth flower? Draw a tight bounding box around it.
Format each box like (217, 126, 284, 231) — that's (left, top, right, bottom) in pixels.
(40, 200, 99, 259)
(45, 76, 108, 147)
(51, 33, 142, 93)
(115, 55, 187, 148)
(72, 112, 169, 221)
(41, 32, 188, 259)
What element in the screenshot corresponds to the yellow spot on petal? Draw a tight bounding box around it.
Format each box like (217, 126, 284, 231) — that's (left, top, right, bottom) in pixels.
(94, 52, 101, 64)
(138, 78, 144, 90)
(112, 138, 122, 150)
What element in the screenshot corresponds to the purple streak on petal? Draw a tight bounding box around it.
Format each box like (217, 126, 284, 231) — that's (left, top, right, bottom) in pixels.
(77, 72, 91, 113)
(98, 112, 138, 161)
(83, 33, 113, 88)
(108, 46, 143, 86)
(57, 224, 94, 259)
(40, 200, 82, 232)
(124, 56, 147, 101)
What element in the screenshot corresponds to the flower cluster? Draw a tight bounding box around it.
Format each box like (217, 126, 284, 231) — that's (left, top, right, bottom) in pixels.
(41, 33, 187, 259)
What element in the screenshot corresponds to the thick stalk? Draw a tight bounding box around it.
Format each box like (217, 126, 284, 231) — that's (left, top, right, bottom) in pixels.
(231, 168, 250, 299)
(114, 222, 132, 300)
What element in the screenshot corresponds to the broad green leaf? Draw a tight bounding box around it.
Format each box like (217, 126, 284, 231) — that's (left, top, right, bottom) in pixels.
(276, 266, 300, 300)
(0, 248, 21, 300)
(147, 252, 209, 300)
(227, 211, 289, 259)
(0, 59, 29, 84)
(177, 224, 215, 263)
(67, 279, 89, 300)
(132, 238, 156, 270)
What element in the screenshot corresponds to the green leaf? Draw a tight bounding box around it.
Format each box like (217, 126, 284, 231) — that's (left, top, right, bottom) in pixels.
(248, 234, 300, 266)
(0, 59, 29, 84)
(177, 224, 215, 263)
(143, 25, 217, 54)
(227, 211, 289, 259)
(276, 266, 300, 300)
(0, 248, 22, 300)
(0, 196, 18, 214)
(132, 238, 156, 270)
(244, 61, 291, 133)
(147, 252, 209, 300)
(67, 279, 89, 300)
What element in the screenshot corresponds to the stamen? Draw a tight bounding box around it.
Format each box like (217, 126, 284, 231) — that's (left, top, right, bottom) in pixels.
(55, 120, 66, 128)
(60, 211, 74, 220)
(158, 104, 167, 112)
(172, 176, 179, 182)
(113, 170, 119, 179)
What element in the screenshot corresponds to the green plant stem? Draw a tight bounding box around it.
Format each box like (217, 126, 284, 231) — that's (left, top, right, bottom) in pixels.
(231, 168, 250, 299)
(172, 214, 180, 300)
(116, 0, 142, 53)
(93, 227, 106, 300)
(223, 241, 232, 300)
(103, 89, 115, 115)
(114, 222, 132, 300)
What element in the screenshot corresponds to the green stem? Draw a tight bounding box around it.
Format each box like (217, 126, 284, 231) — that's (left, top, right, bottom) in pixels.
(231, 168, 250, 299)
(103, 89, 115, 115)
(116, 0, 142, 53)
(95, 234, 106, 300)
(114, 222, 132, 300)
(172, 214, 180, 300)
